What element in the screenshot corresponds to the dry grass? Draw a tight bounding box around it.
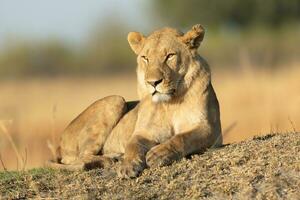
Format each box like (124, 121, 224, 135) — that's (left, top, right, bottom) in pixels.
(1, 132, 299, 199)
(0, 65, 300, 170)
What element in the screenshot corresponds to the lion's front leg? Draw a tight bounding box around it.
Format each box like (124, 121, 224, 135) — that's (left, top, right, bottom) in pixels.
(118, 135, 156, 178)
(146, 127, 219, 167)
(146, 141, 183, 168)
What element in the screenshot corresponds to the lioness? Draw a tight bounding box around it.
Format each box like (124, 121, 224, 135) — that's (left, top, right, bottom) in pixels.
(47, 24, 222, 178)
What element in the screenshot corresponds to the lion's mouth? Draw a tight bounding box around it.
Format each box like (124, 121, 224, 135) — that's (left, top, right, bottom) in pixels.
(151, 89, 176, 103)
(152, 91, 158, 96)
(151, 89, 175, 96)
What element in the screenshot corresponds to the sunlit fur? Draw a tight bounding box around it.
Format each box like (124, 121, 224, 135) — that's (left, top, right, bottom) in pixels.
(152, 93, 172, 103)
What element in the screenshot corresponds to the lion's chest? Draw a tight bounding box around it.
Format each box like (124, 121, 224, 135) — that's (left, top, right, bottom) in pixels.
(172, 106, 206, 134)
(134, 102, 174, 143)
(135, 115, 174, 143)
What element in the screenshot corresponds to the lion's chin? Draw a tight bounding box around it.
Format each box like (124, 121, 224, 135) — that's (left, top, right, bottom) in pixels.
(152, 93, 172, 103)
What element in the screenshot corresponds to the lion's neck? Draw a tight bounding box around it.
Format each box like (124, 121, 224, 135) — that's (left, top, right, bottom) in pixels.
(179, 56, 211, 100)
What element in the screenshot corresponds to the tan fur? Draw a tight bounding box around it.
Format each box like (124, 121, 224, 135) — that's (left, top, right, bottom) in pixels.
(47, 24, 222, 179)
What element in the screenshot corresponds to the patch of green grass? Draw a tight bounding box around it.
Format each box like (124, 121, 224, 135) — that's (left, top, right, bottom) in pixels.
(0, 170, 22, 181)
(0, 168, 56, 182)
(28, 168, 55, 175)
(0, 168, 73, 199)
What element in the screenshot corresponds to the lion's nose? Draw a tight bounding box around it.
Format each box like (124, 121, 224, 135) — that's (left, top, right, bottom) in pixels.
(147, 79, 163, 87)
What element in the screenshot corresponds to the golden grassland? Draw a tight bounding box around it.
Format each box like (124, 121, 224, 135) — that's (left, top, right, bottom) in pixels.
(0, 65, 299, 170)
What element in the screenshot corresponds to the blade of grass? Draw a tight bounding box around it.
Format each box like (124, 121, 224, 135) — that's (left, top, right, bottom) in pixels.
(0, 153, 7, 171)
(0, 121, 24, 169)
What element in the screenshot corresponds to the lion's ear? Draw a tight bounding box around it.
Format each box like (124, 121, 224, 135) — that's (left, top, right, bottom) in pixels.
(180, 24, 205, 49)
(127, 32, 145, 55)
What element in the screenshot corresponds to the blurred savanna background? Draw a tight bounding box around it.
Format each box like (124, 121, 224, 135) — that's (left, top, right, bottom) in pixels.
(0, 0, 300, 170)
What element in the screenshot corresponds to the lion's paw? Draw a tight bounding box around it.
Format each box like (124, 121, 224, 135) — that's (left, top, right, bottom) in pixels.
(117, 158, 145, 179)
(146, 144, 178, 168)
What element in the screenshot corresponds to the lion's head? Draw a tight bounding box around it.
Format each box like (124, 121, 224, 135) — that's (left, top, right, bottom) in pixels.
(128, 24, 206, 103)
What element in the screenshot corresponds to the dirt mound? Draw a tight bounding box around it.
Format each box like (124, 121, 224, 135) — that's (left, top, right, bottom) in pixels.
(1, 132, 300, 199)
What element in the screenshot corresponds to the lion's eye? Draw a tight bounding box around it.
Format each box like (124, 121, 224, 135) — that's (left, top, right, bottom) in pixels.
(141, 56, 149, 63)
(166, 53, 176, 61)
